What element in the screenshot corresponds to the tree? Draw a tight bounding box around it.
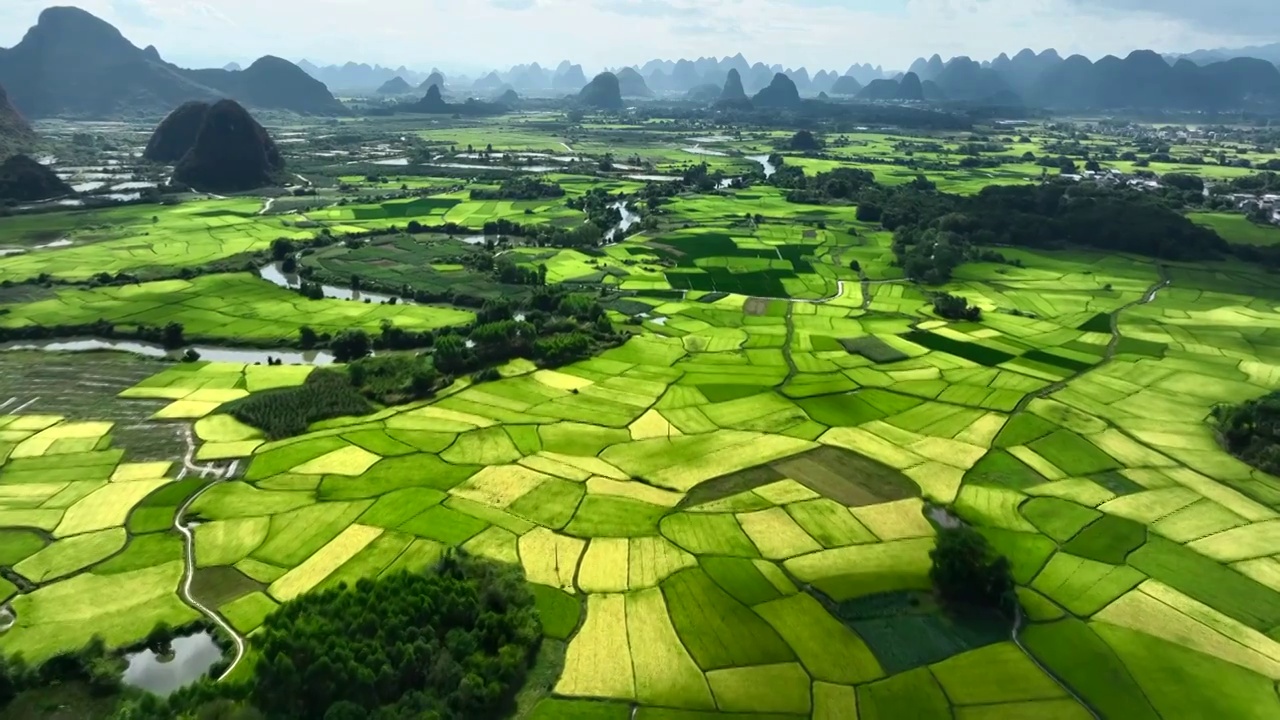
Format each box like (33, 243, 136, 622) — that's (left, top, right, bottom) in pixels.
(330, 329, 372, 363)
(789, 130, 820, 151)
(299, 326, 318, 349)
(162, 322, 185, 349)
(929, 526, 1015, 615)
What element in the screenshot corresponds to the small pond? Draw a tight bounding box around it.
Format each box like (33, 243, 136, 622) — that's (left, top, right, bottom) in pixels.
(122, 632, 223, 697)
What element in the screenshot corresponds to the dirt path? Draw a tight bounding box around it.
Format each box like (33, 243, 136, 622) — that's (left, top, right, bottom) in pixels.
(257, 198, 275, 216)
(1011, 607, 1101, 719)
(1013, 266, 1169, 415)
(172, 425, 247, 682)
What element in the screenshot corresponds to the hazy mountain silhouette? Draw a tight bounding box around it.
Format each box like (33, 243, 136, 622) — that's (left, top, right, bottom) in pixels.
(0, 154, 71, 202)
(419, 72, 445, 91)
(169, 99, 284, 192)
(829, 76, 864, 96)
(0, 8, 347, 117)
(377, 77, 413, 95)
(579, 72, 623, 109)
(751, 73, 801, 108)
(616, 67, 653, 98)
(297, 60, 426, 91)
(0, 83, 35, 159)
(552, 64, 588, 92)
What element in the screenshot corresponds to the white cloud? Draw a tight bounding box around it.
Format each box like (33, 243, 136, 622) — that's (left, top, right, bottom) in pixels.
(0, 0, 1265, 74)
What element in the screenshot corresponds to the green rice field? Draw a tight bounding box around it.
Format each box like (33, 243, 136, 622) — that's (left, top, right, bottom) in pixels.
(5, 114, 1280, 719)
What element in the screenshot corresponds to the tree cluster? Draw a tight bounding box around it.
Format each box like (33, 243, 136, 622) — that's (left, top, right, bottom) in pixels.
(469, 176, 565, 201)
(929, 526, 1016, 616)
(251, 555, 540, 719)
(770, 166, 877, 204)
(1211, 391, 1280, 475)
(931, 292, 982, 321)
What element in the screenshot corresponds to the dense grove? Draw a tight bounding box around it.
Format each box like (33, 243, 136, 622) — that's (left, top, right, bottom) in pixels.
(1212, 391, 1280, 475)
(875, 181, 1229, 282)
(251, 555, 539, 719)
(224, 369, 372, 439)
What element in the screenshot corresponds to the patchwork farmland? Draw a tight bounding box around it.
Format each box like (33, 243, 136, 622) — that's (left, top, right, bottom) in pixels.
(5, 113, 1280, 719)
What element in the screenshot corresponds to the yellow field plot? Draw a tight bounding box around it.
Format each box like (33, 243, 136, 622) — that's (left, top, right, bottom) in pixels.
(1118, 468, 1178, 490)
(1160, 466, 1277, 523)
(627, 587, 715, 709)
(755, 559, 798, 594)
(519, 527, 586, 592)
(1098, 487, 1201, 523)
(244, 364, 314, 392)
(785, 538, 935, 600)
(628, 409, 682, 441)
(955, 486, 1038, 532)
(527, 452, 629, 482)
(110, 462, 171, 482)
(195, 517, 271, 567)
(53, 479, 167, 537)
(1087, 430, 1177, 468)
(1008, 446, 1067, 480)
(954, 413, 1008, 446)
(706, 663, 812, 714)
(861, 420, 924, 448)
(11, 421, 113, 459)
(183, 388, 250, 404)
(1095, 581, 1280, 679)
(461, 526, 520, 564)
(1024, 479, 1116, 508)
(291, 445, 381, 476)
(905, 462, 965, 504)
(0, 483, 68, 507)
(534, 369, 594, 391)
(118, 386, 190, 401)
(818, 427, 924, 470)
(738, 508, 822, 560)
(578, 538, 630, 593)
(1027, 398, 1109, 434)
(450, 465, 552, 508)
(385, 405, 495, 432)
(1234, 557, 1280, 593)
(268, 524, 384, 602)
(909, 436, 988, 470)
(3, 415, 61, 432)
(586, 477, 683, 508)
(194, 414, 263, 443)
(0, 509, 62, 531)
(1189, 520, 1280, 562)
(151, 400, 224, 420)
(647, 435, 817, 492)
(754, 480, 820, 505)
(197, 440, 264, 461)
(628, 536, 696, 588)
(814, 682, 858, 720)
(1152, 499, 1248, 542)
(556, 593, 635, 700)
(850, 498, 936, 541)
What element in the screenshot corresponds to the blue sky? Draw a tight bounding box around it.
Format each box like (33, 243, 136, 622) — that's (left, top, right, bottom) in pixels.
(1, 0, 1272, 74)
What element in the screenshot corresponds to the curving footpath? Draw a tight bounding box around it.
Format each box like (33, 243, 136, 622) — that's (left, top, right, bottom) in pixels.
(1010, 606, 1101, 720)
(172, 425, 247, 682)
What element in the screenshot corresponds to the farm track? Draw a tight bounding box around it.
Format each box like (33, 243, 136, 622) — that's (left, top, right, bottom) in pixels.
(1012, 266, 1170, 416)
(172, 425, 247, 682)
(1011, 607, 1101, 720)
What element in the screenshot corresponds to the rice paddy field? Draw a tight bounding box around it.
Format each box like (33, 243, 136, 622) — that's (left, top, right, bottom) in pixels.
(6, 114, 1280, 719)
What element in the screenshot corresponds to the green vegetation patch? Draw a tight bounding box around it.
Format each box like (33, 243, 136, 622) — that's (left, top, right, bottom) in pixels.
(1020, 619, 1159, 720)
(661, 568, 795, 670)
(699, 556, 784, 606)
(530, 584, 582, 640)
(1127, 537, 1280, 632)
(964, 450, 1047, 491)
(660, 513, 759, 558)
(840, 336, 910, 363)
(835, 592, 1007, 674)
(1028, 430, 1121, 476)
(1061, 515, 1146, 565)
(563, 496, 667, 538)
(856, 667, 953, 720)
(1021, 497, 1102, 542)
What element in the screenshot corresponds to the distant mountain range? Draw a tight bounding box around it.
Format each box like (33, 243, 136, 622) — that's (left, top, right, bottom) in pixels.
(1169, 43, 1280, 67)
(901, 48, 1280, 109)
(0, 7, 347, 118)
